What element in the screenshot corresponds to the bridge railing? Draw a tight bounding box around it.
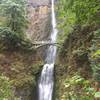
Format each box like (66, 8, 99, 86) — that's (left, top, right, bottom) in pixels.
(32, 41, 59, 49)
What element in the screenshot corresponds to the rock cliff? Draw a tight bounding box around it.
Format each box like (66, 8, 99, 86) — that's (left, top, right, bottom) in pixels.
(27, 0, 51, 41)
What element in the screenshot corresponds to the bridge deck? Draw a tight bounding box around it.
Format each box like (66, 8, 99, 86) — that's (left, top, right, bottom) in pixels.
(32, 41, 57, 45)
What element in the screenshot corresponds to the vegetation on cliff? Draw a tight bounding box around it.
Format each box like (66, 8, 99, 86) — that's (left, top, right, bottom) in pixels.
(55, 0, 100, 100)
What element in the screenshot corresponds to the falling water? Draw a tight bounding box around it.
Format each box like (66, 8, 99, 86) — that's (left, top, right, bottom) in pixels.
(38, 0, 58, 100)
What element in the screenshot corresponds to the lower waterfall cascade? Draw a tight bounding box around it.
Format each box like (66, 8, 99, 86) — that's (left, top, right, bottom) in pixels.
(38, 0, 58, 100)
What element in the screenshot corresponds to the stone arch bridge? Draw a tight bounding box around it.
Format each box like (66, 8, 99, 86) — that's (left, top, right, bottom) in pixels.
(32, 40, 58, 49)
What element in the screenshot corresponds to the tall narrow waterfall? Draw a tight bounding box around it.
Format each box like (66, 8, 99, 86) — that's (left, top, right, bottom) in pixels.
(38, 0, 58, 100)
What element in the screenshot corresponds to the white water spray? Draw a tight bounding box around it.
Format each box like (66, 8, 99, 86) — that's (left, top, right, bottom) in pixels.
(38, 0, 58, 100)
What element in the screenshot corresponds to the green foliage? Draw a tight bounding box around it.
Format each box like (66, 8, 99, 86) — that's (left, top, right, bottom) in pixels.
(0, 0, 35, 52)
(0, 75, 13, 99)
(57, 2, 76, 44)
(32, 64, 43, 75)
(0, 27, 34, 51)
(93, 50, 100, 58)
(0, 0, 28, 34)
(58, 0, 100, 25)
(94, 92, 100, 98)
(61, 75, 97, 100)
(57, 0, 100, 45)
(0, 27, 22, 49)
(90, 29, 100, 82)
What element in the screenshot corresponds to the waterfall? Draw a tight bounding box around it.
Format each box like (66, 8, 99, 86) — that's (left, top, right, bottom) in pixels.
(38, 0, 58, 100)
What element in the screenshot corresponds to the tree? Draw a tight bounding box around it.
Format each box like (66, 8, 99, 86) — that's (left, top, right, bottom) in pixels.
(0, 0, 33, 51)
(0, 0, 28, 37)
(58, 0, 100, 25)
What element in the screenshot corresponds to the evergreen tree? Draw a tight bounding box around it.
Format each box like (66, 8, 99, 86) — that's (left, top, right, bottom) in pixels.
(0, 0, 28, 36)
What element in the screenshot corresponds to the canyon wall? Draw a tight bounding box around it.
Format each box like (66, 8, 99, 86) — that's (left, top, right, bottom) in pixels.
(27, 0, 51, 41)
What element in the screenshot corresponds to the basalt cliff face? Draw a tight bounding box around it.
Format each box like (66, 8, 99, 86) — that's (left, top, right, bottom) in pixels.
(27, 0, 51, 41)
(28, 0, 50, 6)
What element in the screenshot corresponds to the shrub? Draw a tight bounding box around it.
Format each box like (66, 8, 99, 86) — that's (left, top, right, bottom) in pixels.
(0, 27, 34, 52)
